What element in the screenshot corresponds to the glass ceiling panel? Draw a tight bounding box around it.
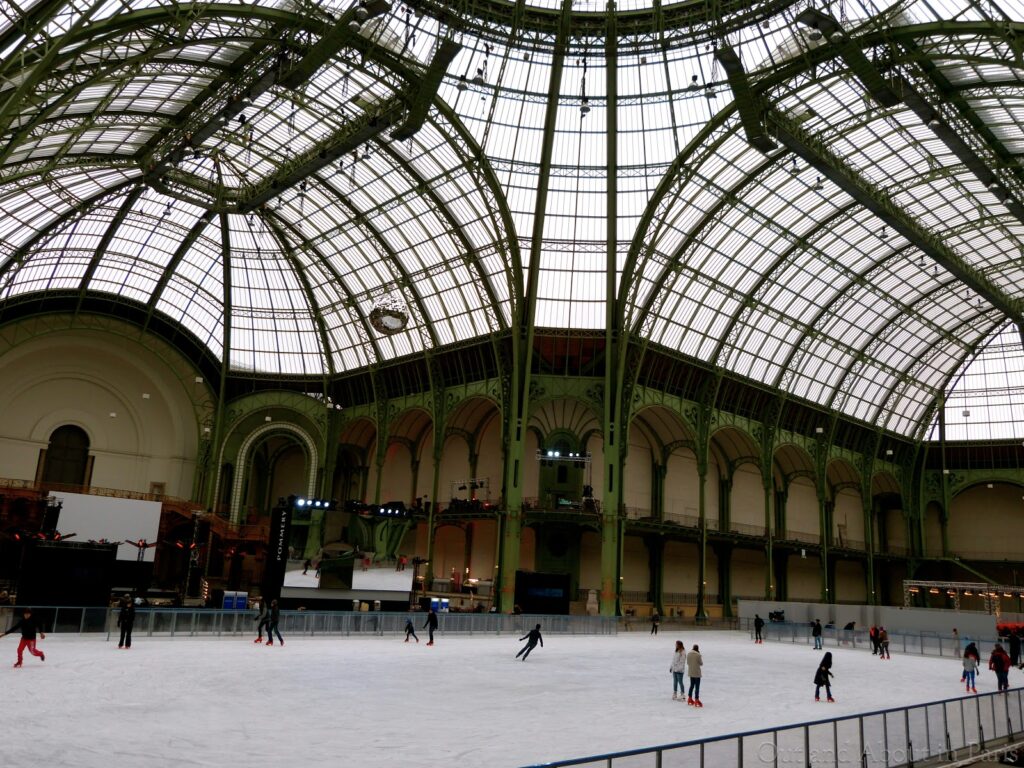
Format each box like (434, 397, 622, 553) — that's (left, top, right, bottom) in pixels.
(1, 0, 1023, 440)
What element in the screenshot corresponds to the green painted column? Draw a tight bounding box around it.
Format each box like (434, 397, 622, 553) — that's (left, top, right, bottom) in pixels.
(764, 481, 775, 599)
(695, 468, 708, 620)
(819, 493, 831, 604)
(645, 534, 664, 615)
(600, 440, 623, 616)
(425, 445, 442, 586)
(715, 543, 733, 618)
(863, 495, 876, 605)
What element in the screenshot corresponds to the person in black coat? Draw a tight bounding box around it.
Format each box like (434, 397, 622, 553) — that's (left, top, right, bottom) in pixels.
(117, 597, 136, 649)
(814, 651, 834, 702)
(2, 607, 46, 667)
(404, 616, 419, 643)
(516, 624, 544, 660)
(753, 615, 765, 644)
(812, 619, 823, 649)
(424, 608, 438, 646)
(265, 599, 283, 646)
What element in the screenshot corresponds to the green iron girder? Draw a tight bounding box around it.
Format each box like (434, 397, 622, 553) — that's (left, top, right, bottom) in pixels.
(765, 108, 1022, 321)
(261, 208, 384, 369)
(74, 185, 145, 315)
(260, 215, 338, 380)
(143, 210, 216, 332)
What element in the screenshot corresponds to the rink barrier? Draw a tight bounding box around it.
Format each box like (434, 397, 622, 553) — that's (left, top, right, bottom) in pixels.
(747, 621, 1009, 661)
(0, 606, 616, 639)
(520, 688, 1024, 768)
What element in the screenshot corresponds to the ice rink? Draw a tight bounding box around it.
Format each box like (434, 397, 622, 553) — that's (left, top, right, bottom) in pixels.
(0, 628, 993, 768)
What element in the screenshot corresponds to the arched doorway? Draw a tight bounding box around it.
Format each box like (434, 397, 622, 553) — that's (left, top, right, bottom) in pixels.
(39, 425, 92, 486)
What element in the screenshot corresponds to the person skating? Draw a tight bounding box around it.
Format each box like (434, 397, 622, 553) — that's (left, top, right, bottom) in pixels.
(424, 608, 438, 646)
(685, 644, 703, 707)
(266, 599, 283, 646)
(650, 612, 660, 636)
(404, 616, 419, 643)
(962, 645, 979, 693)
(117, 596, 136, 649)
(814, 651, 834, 702)
(812, 619, 823, 650)
(869, 625, 880, 655)
(1, 607, 46, 667)
(516, 624, 543, 660)
(670, 640, 686, 700)
(753, 615, 765, 644)
(878, 627, 890, 659)
(962, 641, 980, 685)
(989, 643, 1011, 693)
(253, 597, 270, 643)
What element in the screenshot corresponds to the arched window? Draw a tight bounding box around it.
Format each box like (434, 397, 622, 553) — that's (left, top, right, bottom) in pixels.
(40, 425, 91, 486)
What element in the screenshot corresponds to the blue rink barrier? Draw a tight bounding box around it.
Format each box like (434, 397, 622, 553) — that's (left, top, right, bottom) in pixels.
(520, 688, 1024, 768)
(0, 605, 616, 639)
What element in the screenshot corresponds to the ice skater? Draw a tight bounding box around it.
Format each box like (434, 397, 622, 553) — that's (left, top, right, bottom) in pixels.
(814, 651, 834, 702)
(253, 597, 270, 643)
(878, 627, 890, 659)
(989, 643, 1011, 693)
(811, 619, 823, 649)
(404, 616, 419, 643)
(650, 612, 660, 635)
(670, 640, 686, 699)
(424, 608, 438, 646)
(117, 596, 135, 649)
(869, 625, 880, 655)
(1, 607, 46, 668)
(265, 599, 283, 646)
(753, 614, 764, 644)
(516, 624, 543, 660)
(1009, 630, 1021, 670)
(686, 643, 703, 706)
(962, 645, 978, 693)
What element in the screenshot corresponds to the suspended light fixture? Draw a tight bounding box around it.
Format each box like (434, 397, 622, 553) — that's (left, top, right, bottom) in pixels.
(704, 83, 716, 99)
(788, 157, 800, 175)
(807, 22, 823, 41)
(688, 75, 700, 92)
(579, 57, 590, 115)
(369, 294, 410, 334)
(812, 176, 824, 191)
(880, 226, 889, 239)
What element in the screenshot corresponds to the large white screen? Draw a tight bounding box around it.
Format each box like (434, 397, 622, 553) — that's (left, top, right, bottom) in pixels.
(51, 492, 162, 561)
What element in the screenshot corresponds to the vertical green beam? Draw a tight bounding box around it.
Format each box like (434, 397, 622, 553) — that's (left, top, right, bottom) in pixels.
(600, 1, 621, 617)
(497, 0, 574, 612)
(818, 491, 830, 603)
(206, 213, 232, 516)
(763, 480, 774, 599)
(696, 464, 708, 618)
(937, 394, 950, 558)
(426, 439, 442, 585)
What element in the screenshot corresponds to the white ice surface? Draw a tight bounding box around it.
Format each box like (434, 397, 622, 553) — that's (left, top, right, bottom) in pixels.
(0, 630, 989, 768)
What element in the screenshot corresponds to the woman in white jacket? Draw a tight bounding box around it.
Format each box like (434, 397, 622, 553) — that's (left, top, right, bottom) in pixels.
(670, 640, 686, 700)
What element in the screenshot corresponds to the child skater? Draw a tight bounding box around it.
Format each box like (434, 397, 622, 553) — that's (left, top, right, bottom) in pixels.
(670, 640, 686, 700)
(1, 607, 46, 668)
(814, 651, 834, 702)
(404, 616, 419, 643)
(515, 624, 543, 660)
(962, 645, 978, 693)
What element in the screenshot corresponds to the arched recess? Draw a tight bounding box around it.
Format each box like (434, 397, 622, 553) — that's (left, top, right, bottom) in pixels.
(40, 425, 92, 486)
(826, 458, 864, 549)
(870, 471, 902, 555)
(227, 423, 318, 524)
(628, 405, 695, 522)
(773, 443, 817, 541)
(381, 408, 432, 505)
(335, 417, 377, 502)
(710, 426, 762, 532)
(444, 395, 501, 502)
(527, 398, 601, 508)
(949, 482, 1024, 560)
(432, 523, 467, 587)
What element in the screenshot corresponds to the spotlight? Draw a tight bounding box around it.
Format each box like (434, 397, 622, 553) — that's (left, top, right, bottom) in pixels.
(348, 19, 361, 32)
(807, 23, 823, 41)
(927, 117, 941, 130)
(812, 176, 824, 191)
(687, 75, 700, 92)
(580, 98, 590, 116)
(456, 74, 467, 92)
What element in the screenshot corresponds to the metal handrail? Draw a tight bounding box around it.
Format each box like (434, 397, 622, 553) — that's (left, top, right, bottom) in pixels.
(520, 687, 1024, 768)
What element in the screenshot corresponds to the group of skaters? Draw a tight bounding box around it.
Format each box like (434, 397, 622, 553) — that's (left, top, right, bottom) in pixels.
(669, 640, 704, 706)
(402, 608, 438, 645)
(252, 598, 284, 646)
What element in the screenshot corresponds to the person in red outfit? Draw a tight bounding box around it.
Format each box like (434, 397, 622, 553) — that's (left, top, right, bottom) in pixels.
(1, 607, 46, 667)
(989, 643, 1011, 693)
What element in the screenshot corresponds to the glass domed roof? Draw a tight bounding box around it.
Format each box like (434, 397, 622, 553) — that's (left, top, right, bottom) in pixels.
(1, 0, 1023, 438)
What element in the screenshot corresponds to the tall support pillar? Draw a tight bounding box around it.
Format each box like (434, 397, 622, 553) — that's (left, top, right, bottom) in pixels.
(719, 475, 733, 532)
(819, 492, 831, 604)
(652, 462, 667, 520)
(763, 481, 775, 598)
(644, 534, 665, 615)
(863, 495, 877, 604)
(425, 445, 442, 586)
(715, 543, 733, 618)
(696, 467, 709, 619)
(774, 550, 789, 601)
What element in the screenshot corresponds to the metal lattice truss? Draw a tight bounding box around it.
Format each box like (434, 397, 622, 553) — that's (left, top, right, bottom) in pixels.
(904, 579, 1024, 616)
(2, 0, 1024, 440)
